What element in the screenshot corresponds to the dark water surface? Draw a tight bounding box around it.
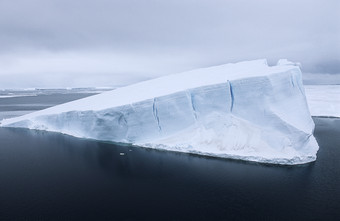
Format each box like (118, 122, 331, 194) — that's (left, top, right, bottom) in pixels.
(0, 119, 339, 220)
(0, 93, 339, 220)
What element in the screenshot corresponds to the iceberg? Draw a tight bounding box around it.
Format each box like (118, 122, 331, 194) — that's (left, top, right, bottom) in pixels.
(0, 59, 319, 165)
(305, 85, 340, 118)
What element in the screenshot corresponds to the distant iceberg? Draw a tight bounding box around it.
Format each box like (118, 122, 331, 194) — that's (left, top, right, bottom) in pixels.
(305, 85, 340, 118)
(0, 59, 319, 165)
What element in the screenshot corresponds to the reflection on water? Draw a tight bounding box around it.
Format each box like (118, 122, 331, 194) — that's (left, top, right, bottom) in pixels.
(0, 118, 339, 220)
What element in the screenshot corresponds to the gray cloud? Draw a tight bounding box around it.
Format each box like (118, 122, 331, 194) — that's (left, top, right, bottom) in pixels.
(0, 0, 339, 88)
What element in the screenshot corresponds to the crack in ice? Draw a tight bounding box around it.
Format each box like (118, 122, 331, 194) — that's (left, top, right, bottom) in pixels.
(228, 81, 234, 112)
(152, 98, 162, 132)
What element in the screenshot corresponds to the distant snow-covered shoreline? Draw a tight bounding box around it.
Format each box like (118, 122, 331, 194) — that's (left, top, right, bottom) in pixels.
(305, 85, 340, 118)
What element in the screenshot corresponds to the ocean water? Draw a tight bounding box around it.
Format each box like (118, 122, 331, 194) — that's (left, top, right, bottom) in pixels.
(0, 92, 339, 220)
(0, 88, 110, 119)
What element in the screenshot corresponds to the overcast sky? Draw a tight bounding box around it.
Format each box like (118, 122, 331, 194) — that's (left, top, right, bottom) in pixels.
(0, 0, 339, 88)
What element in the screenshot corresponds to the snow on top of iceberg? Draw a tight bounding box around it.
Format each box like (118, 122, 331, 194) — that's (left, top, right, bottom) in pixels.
(277, 59, 301, 67)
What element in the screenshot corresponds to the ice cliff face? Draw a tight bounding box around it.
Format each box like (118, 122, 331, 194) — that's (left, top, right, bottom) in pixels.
(0, 59, 319, 165)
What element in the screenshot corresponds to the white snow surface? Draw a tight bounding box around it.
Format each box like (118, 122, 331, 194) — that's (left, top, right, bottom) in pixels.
(1, 59, 319, 165)
(305, 85, 340, 118)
